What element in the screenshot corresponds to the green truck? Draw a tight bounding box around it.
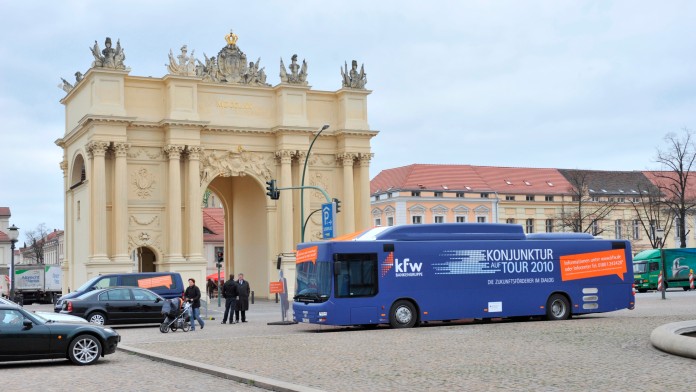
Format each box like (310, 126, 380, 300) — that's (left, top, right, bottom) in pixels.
(633, 248, 696, 292)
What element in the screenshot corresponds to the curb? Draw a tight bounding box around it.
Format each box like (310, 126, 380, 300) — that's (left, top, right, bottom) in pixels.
(118, 344, 325, 392)
(650, 320, 696, 359)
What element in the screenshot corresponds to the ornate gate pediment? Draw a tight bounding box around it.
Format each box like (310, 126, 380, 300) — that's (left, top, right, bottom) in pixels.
(200, 149, 273, 186)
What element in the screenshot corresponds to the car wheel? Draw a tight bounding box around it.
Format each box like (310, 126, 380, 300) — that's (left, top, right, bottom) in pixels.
(546, 294, 571, 321)
(68, 334, 102, 365)
(389, 300, 417, 328)
(87, 312, 107, 325)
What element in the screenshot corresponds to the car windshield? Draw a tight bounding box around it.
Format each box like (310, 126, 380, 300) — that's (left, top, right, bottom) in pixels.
(76, 276, 101, 292)
(633, 262, 647, 274)
(31, 312, 49, 322)
(294, 260, 332, 302)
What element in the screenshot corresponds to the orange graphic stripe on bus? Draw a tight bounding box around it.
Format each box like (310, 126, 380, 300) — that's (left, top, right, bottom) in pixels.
(560, 249, 627, 281)
(296, 246, 318, 265)
(137, 275, 173, 289)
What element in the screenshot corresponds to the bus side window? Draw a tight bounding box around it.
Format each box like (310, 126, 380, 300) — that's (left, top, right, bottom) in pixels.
(334, 253, 377, 298)
(649, 263, 659, 272)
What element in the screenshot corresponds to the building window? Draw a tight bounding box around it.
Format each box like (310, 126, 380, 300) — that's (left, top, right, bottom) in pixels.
(592, 221, 600, 236)
(411, 191, 421, 197)
(618, 197, 625, 203)
(526, 195, 535, 201)
(505, 195, 515, 201)
(375, 218, 382, 227)
(633, 219, 640, 240)
(480, 193, 489, 198)
(456, 216, 467, 223)
(525, 219, 534, 233)
(506, 218, 515, 224)
(387, 216, 394, 226)
(545, 195, 554, 202)
(388, 192, 394, 198)
(434, 192, 443, 198)
(412, 215, 423, 224)
(456, 192, 465, 198)
(545, 219, 554, 233)
(615, 220, 623, 239)
(477, 216, 487, 223)
(434, 216, 444, 223)
(675, 218, 682, 239)
(591, 196, 600, 202)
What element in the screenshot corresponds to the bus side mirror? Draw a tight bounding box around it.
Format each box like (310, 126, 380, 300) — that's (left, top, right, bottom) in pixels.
(334, 261, 341, 275)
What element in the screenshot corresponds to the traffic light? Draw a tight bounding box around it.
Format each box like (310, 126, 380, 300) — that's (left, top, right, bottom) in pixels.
(265, 179, 280, 200)
(333, 197, 341, 213)
(217, 251, 223, 263)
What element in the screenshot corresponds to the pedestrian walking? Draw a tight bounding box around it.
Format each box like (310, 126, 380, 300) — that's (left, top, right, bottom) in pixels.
(235, 273, 251, 323)
(221, 274, 238, 324)
(184, 278, 205, 331)
(206, 278, 215, 300)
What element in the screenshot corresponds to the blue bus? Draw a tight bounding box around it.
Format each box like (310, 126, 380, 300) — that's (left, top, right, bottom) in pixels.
(293, 224, 634, 328)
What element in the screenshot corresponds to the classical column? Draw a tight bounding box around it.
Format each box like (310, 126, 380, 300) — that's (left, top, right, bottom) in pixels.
(296, 151, 310, 239)
(339, 153, 357, 234)
(87, 141, 110, 261)
(276, 150, 294, 252)
(186, 146, 204, 261)
(113, 142, 130, 263)
(164, 145, 185, 261)
(60, 159, 71, 293)
(357, 153, 373, 230)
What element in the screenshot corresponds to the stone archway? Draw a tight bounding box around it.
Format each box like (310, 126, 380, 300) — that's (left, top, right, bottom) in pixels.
(207, 173, 269, 295)
(135, 247, 157, 272)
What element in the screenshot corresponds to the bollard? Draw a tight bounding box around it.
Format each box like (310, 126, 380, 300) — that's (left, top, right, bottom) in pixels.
(690, 269, 694, 290)
(658, 270, 665, 300)
(275, 293, 278, 303)
(251, 290, 254, 304)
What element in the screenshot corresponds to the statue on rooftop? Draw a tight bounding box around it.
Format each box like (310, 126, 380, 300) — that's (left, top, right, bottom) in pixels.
(90, 37, 127, 70)
(280, 54, 308, 85)
(341, 60, 367, 89)
(167, 45, 197, 76)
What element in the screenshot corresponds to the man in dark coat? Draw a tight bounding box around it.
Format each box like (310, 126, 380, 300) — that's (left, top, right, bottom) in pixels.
(221, 274, 238, 324)
(235, 273, 251, 322)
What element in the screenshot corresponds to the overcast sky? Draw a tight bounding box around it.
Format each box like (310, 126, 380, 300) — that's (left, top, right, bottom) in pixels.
(1, 1, 695, 241)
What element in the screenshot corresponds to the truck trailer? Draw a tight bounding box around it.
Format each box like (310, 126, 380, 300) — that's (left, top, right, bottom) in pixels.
(14, 264, 62, 304)
(633, 248, 696, 292)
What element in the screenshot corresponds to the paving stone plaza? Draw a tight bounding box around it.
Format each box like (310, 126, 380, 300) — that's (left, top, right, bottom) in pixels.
(3, 291, 696, 391)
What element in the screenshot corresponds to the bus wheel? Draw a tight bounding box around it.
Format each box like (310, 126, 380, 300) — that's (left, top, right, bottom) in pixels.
(389, 300, 417, 328)
(545, 294, 570, 321)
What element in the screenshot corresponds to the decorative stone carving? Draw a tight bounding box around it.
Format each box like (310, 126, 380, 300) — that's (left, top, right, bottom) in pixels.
(127, 148, 163, 160)
(86, 141, 109, 158)
(309, 171, 331, 202)
(337, 152, 358, 166)
(128, 231, 164, 256)
(131, 168, 156, 199)
(341, 60, 367, 89)
(167, 45, 197, 76)
(280, 54, 308, 85)
(200, 149, 273, 185)
(59, 78, 74, 93)
(113, 143, 130, 157)
(163, 145, 184, 159)
(195, 30, 269, 86)
(90, 37, 128, 70)
(129, 215, 160, 226)
(186, 146, 203, 160)
(275, 149, 294, 164)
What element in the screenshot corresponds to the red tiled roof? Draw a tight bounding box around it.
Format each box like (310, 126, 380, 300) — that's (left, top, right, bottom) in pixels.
(203, 208, 225, 242)
(643, 171, 696, 199)
(472, 166, 571, 194)
(0, 231, 8, 241)
(371, 164, 569, 195)
(0, 207, 10, 217)
(371, 164, 492, 194)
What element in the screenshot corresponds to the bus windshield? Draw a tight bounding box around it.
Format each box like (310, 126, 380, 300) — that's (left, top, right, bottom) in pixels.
(294, 260, 332, 303)
(633, 262, 647, 274)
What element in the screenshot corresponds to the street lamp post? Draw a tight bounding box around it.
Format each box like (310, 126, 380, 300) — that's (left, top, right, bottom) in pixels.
(8, 224, 19, 303)
(300, 124, 329, 243)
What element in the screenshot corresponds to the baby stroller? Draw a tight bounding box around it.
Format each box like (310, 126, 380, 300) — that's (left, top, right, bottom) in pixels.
(159, 298, 191, 333)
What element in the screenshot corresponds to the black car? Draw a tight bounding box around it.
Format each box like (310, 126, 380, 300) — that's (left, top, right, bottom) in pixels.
(61, 287, 165, 325)
(0, 303, 120, 365)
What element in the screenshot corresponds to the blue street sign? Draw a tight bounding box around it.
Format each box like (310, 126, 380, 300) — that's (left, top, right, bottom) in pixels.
(322, 202, 334, 239)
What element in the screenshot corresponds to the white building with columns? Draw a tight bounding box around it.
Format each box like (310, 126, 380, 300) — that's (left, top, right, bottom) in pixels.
(55, 32, 376, 297)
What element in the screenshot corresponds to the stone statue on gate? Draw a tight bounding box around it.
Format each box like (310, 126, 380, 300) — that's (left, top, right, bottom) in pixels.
(167, 45, 197, 76)
(280, 54, 308, 85)
(341, 60, 367, 89)
(90, 37, 127, 70)
(195, 29, 270, 86)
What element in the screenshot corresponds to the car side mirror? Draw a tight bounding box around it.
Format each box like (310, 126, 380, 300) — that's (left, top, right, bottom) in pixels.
(155, 297, 162, 303)
(23, 319, 33, 329)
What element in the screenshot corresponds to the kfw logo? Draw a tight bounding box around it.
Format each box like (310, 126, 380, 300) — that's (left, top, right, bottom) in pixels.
(395, 258, 422, 273)
(381, 253, 424, 278)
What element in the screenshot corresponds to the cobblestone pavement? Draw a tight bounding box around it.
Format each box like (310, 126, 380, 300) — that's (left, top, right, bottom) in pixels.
(0, 350, 265, 392)
(7, 292, 696, 391)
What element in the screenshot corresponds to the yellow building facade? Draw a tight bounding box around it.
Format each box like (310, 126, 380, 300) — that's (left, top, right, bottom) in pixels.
(56, 33, 376, 297)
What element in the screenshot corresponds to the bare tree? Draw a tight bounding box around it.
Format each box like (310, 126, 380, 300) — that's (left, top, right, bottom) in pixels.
(628, 183, 674, 249)
(557, 170, 617, 234)
(654, 129, 696, 248)
(24, 223, 50, 264)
